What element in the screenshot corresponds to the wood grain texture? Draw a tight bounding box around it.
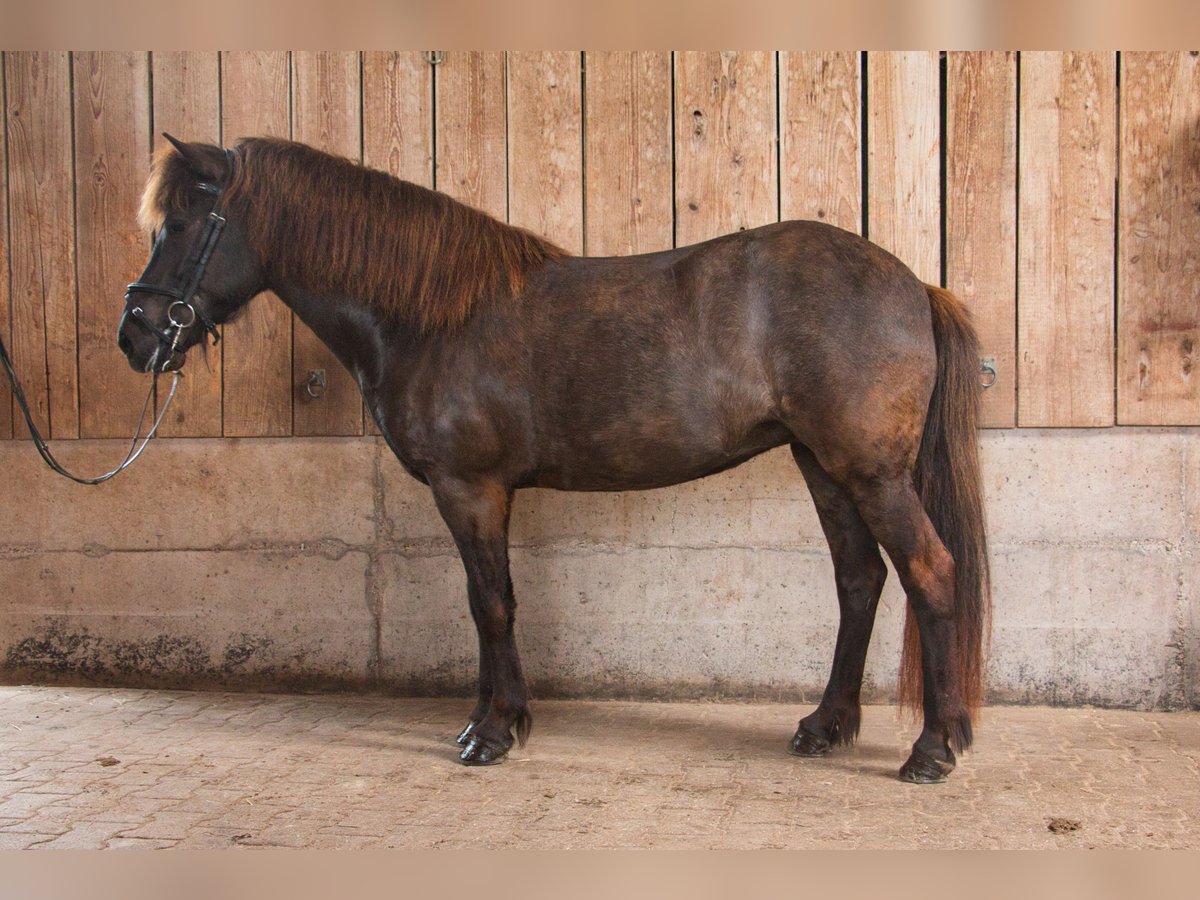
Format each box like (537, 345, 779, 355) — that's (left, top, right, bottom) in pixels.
(507, 51, 584, 253)
(674, 51, 777, 246)
(1117, 52, 1200, 425)
(1018, 52, 1117, 427)
(4, 51, 77, 440)
(73, 51, 152, 439)
(583, 51, 673, 256)
(946, 51, 1017, 428)
(363, 52, 432, 187)
(151, 51, 222, 438)
(435, 52, 507, 219)
(866, 51, 940, 285)
(362, 51, 432, 435)
(291, 50, 363, 436)
(220, 51, 292, 437)
(0, 54, 10, 439)
(779, 51, 861, 233)
(12, 47, 1179, 440)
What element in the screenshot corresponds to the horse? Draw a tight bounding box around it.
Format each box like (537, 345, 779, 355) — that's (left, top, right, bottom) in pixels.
(119, 134, 990, 783)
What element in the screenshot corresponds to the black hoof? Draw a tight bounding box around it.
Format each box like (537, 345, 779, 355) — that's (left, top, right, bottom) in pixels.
(455, 721, 478, 746)
(898, 747, 955, 784)
(458, 734, 511, 766)
(787, 725, 833, 757)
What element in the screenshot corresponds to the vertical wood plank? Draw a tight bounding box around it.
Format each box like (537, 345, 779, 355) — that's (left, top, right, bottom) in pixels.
(151, 51, 222, 438)
(362, 51, 432, 435)
(866, 51, 940, 285)
(436, 52, 508, 220)
(74, 51, 151, 439)
(363, 52, 432, 187)
(0, 53, 10, 439)
(583, 51, 673, 256)
(291, 50, 363, 436)
(675, 51, 777, 246)
(5, 51, 77, 440)
(220, 50, 292, 437)
(1018, 51, 1117, 427)
(779, 51, 861, 233)
(1118, 51, 1200, 425)
(507, 51, 584, 253)
(947, 51, 1018, 428)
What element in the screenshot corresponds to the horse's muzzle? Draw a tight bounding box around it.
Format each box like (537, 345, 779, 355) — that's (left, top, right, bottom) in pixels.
(117, 306, 181, 373)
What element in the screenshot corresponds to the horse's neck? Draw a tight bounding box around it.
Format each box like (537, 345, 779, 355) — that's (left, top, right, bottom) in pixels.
(268, 279, 412, 392)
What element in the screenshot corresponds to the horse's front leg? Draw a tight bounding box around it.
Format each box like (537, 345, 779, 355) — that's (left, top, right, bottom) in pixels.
(431, 476, 531, 765)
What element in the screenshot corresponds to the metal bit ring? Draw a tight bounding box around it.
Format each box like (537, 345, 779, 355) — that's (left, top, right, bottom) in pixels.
(167, 300, 197, 330)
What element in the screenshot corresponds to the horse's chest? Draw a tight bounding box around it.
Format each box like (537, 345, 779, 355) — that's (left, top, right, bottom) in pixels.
(364, 394, 430, 484)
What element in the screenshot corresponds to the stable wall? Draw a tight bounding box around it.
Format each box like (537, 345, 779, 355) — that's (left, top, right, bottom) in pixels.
(2, 51, 1198, 709)
(2, 429, 1195, 710)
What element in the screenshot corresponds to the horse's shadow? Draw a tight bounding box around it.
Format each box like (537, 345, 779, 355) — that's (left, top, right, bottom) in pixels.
(327, 695, 907, 781)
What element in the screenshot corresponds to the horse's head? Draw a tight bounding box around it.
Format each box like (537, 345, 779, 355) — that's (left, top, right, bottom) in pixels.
(118, 134, 263, 373)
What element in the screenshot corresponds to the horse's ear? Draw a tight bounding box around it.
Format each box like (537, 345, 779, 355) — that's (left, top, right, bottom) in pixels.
(161, 132, 228, 182)
(162, 132, 189, 156)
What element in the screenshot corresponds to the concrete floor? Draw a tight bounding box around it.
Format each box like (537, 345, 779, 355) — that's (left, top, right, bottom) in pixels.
(0, 686, 1196, 849)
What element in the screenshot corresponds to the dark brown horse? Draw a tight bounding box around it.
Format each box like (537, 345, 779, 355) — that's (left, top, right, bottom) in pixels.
(120, 135, 989, 783)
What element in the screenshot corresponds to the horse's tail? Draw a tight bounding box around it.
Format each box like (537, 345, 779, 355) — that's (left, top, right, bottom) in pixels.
(898, 284, 991, 751)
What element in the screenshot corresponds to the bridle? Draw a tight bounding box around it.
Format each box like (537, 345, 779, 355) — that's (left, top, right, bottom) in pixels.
(122, 148, 237, 357)
(123, 185, 225, 352)
(0, 148, 237, 485)
(123, 148, 237, 354)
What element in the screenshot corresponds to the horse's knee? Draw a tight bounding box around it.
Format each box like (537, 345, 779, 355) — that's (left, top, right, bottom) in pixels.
(467, 569, 514, 619)
(835, 550, 887, 616)
(471, 595, 512, 641)
(855, 551, 888, 596)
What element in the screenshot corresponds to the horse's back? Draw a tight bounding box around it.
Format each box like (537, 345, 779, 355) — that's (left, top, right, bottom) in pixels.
(509, 220, 937, 490)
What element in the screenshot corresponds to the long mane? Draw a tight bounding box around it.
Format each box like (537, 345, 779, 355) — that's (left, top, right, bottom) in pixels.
(140, 137, 570, 331)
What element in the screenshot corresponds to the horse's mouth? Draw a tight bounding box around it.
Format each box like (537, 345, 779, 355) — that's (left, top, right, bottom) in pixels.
(145, 346, 186, 374)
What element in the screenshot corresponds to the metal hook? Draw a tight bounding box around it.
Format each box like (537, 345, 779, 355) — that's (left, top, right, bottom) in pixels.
(426, 51, 445, 66)
(980, 357, 997, 389)
(305, 369, 327, 399)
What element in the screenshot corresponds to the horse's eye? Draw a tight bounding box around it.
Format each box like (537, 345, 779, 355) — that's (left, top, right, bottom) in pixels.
(167, 220, 187, 234)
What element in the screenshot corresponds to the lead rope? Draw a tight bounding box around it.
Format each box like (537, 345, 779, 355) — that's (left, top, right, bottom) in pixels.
(0, 330, 181, 485)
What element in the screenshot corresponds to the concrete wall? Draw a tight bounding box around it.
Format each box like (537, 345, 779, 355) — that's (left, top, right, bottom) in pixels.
(1, 429, 1196, 710)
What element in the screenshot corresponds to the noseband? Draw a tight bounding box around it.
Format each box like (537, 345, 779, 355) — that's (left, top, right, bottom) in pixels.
(124, 150, 237, 350)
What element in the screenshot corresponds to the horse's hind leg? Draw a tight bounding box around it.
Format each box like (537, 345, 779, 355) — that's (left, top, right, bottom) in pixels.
(844, 474, 966, 783)
(788, 443, 888, 757)
(430, 476, 531, 766)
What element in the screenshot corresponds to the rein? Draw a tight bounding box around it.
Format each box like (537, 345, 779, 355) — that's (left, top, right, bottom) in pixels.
(0, 324, 182, 485)
(1, 160, 232, 485)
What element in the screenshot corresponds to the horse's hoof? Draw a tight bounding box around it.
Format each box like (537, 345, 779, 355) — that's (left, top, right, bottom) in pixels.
(787, 726, 833, 757)
(898, 748, 955, 784)
(458, 734, 510, 766)
(455, 721, 478, 746)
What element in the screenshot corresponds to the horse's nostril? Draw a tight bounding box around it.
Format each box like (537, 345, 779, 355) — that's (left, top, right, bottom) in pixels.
(118, 329, 133, 355)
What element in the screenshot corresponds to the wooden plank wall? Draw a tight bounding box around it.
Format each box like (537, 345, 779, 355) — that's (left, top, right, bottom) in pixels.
(1018, 52, 1118, 427)
(584, 51, 673, 256)
(1118, 52, 1200, 425)
(6, 53, 78, 442)
(947, 51, 1017, 428)
(0, 53, 9, 440)
(2, 50, 1198, 440)
(675, 51, 777, 246)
